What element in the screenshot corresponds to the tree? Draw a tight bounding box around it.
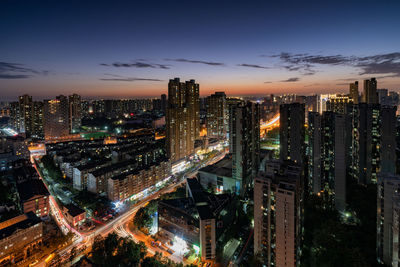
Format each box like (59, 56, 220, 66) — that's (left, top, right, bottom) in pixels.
(247, 252, 264, 267)
(90, 233, 146, 266)
(41, 155, 64, 182)
(141, 256, 166, 267)
(134, 207, 152, 230)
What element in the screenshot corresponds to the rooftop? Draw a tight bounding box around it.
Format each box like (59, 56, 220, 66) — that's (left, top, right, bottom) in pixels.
(0, 212, 42, 239)
(64, 203, 85, 217)
(17, 179, 50, 201)
(110, 158, 169, 181)
(160, 178, 231, 221)
(198, 157, 232, 178)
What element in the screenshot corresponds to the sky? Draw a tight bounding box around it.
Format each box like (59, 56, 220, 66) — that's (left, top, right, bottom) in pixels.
(1, 0, 400, 100)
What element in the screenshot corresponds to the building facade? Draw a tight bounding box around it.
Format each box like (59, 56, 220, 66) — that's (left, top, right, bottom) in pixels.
(280, 103, 305, 165)
(350, 81, 359, 104)
(0, 212, 43, 265)
(44, 95, 69, 140)
(320, 112, 347, 211)
(16, 179, 50, 218)
(307, 112, 321, 194)
(68, 94, 82, 133)
(254, 160, 303, 267)
(107, 160, 171, 202)
(362, 78, 378, 104)
(206, 92, 227, 140)
(380, 105, 397, 175)
(166, 78, 200, 163)
(229, 101, 260, 195)
(377, 174, 400, 265)
(157, 178, 233, 261)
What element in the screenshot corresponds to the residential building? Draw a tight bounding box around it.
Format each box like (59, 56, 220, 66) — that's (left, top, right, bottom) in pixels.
(229, 101, 260, 194)
(16, 179, 50, 218)
(107, 160, 171, 202)
(326, 94, 351, 114)
(32, 101, 44, 138)
(380, 105, 397, 174)
(377, 174, 400, 265)
(43, 95, 69, 140)
(161, 94, 167, 113)
(0, 212, 43, 265)
(10, 95, 36, 136)
(198, 156, 235, 193)
(378, 89, 389, 104)
(356, 103, 381, 184)
(320, 112, 347, 211)
(362, 78, 378, 104)
(157, 178, 233, 261)
(391, 194, 400, 267)
(280, 103, 305, 165)
(350, 81, 359, 104)
(166, 78, 200, 163)
(206, 92, 227, 140)
(307, 112, 322, 194)
(69, 94, 82, 133)
(72, 160, 112, 191)
(63, 203, 86, 229)
(254, 160, 303, 267)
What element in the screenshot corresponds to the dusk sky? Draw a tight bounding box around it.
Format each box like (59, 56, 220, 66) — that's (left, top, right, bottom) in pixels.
(1, 0, 400, 99)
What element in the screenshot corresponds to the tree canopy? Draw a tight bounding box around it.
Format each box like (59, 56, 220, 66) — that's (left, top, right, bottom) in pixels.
(91, 233, 147, 266)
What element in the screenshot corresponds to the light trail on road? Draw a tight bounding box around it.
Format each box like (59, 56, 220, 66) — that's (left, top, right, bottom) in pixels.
(34, 150, 226, 266)
(260, 113, 280, 130)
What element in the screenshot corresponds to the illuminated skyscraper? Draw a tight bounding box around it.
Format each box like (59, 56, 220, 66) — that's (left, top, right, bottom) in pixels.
(44, 95, 69, 140)
(32, 101, 44, 138)
(206, 92, 227, 140)
(356, 103, 381, 184)
(321, 112, 346, 211)
(166, 78, 200, 163)
(326, 94, 351, 114)
(18, 94, 33, 135)
(350, 81, 359, 104)
(254, 160, 303, 267)
(307, 112, 322, 194)
(362, 78, 378, 104)
(229, 101, 260, 194)
(68, 94, 82, 133)
(308, 111, 347, 210)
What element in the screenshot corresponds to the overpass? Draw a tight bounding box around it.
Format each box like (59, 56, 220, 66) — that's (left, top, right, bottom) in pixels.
(260, 113, 280, 136)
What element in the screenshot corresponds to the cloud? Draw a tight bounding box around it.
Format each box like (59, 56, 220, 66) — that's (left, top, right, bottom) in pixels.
(165, 58, 225, 66)
(303, 83, 321, 87)
(100, 74, 162, 82)
(280, 77, 300, 82)
(0, 61, 48, 79)
(337, 74, 398, 82)
(264, 81, 272, 83)
(0, 74, 31, 79)
(100, 78, 163, 82)
(271, 52, 400, 77)
(100, 61, 170, 69)
(273, 52, 352, 65)
(237, 63, 269, 69)
(336, 83, 351, 86)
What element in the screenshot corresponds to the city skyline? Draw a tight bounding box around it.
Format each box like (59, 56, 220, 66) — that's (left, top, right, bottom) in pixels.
(3, 1, 400, 266)
(2, 1, 400, 99)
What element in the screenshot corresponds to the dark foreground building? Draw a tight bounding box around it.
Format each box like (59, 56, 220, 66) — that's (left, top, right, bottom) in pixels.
(157, 178, 234, 261)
